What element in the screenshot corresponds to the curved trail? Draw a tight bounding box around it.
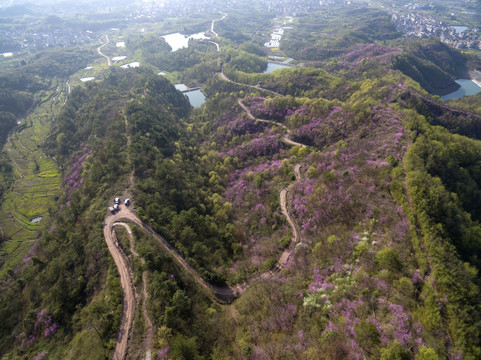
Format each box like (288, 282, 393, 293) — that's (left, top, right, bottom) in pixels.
(206, 41, 220, 52)
(114, 222, 153, 360)
(210, 12, 227, 37)
(97, 35, 112, 67)
(220, 66, 285, 97)
(237, 98, 305, 147)
(104, 217, 136, 360)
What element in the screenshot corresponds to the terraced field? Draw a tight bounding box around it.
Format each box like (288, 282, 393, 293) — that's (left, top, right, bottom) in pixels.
(0, 80, 67, 274)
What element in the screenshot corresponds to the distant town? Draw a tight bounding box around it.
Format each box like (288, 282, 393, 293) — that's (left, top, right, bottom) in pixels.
(392, 12, 480, 50)
(1, 0, 480, 57)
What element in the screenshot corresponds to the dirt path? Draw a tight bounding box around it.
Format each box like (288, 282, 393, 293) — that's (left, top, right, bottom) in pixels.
(104, 215, 136, 360)
(97, 35, 112, 67)
(113, 222, 153, 360)
(237, 98, 305, 147)
(220, 68, 285, 97)
(206, 41, 220, 52)
(210, 12, 227, 37)
(141, 271, 153, 360)
(276, 164, 302, 268)
(109, 208, 240, 302)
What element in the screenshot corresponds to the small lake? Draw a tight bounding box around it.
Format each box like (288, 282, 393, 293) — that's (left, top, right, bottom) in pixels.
(452, 25, 468, 33)
(162, 32, 209, 52)
(441, 79, 481, 100)
(80, 77, 95, 82)
(185, 89, 206, 108)
(263, 62, 290, 73)
(175, 83, 206, 107)
(30, 216, 43, 223)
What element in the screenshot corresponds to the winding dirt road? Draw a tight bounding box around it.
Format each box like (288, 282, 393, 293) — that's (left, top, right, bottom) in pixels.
(113, 222, 153, 360)
(104, 216, 136, 360)
(210, 12, 227, 37)
(220, 67, 286, 97)
(97, 35, 112, 67)
(237, 98, 305, 147)
(206, 41, 220, 52)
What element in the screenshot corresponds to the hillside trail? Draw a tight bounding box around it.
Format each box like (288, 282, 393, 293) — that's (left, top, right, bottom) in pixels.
(97, 35, 112, 67)
(103, 216, 136, 360)
(220, 65, 286, 97)
(210, 12, 227, 37)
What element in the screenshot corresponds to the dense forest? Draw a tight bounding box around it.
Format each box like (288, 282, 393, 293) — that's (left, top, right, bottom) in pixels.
(0, 2, 481, 360)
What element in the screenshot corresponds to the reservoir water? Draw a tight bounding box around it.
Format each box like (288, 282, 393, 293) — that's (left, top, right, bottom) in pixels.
(263, 62, 290, 73)
(162, 32, 209, 52)
(175, 84, 206, 107)
(30, 216, 43, 223)
(441, 79, 481, 100)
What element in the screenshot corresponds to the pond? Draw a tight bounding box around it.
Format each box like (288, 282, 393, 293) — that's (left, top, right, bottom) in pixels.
(441, 79, 481, 100)
(263, 62, 291, 73)
(162, 32, 209, 52)
(175, 83, 206, 107)
(185, 89, 206, 108)
(452, 25, 468, 33)
(30, 216, 43, 223)
(80, 77, 95, 82)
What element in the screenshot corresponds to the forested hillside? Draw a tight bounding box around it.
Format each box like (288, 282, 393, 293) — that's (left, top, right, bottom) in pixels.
(0, 2, 481, 360)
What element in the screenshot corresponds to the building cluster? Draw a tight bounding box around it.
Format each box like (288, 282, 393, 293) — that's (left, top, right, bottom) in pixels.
(126, 0, 223, 20)
(265, 27, 285, 48)
(0, 26, 97, 53)
(258, 0, 319, 15)
(392, 12, 481, 50)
